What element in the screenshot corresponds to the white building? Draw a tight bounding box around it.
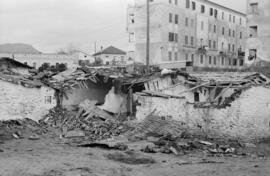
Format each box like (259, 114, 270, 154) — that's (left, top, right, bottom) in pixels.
(127, 0, 247, 69)
(93, 46, 129, 66)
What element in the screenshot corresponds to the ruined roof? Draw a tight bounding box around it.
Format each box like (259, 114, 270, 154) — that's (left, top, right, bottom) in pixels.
(93, 46, 126, 56)
(0, 58, 54, 89)
(189, 72, 270, 87)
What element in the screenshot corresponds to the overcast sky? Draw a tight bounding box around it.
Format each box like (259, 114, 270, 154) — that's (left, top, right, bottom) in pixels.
(0, 0, 246, 54)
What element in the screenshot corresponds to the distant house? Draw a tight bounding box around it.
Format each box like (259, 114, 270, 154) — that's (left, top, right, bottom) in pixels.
(93, 46, 127, 66)
(0, 57, 56, 121)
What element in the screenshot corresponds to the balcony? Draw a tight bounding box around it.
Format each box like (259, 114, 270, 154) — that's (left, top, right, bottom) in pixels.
(238, 51, 245, 57)
(198, 46, 207, 54)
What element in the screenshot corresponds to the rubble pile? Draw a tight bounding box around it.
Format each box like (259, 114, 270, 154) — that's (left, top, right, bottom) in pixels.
(0, 118, 45, 141)
(40, 100, 131, 141)
(140, 135, 245, 156)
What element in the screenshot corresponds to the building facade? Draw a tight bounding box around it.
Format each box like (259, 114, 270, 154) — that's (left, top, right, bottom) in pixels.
(245, 0, 270, 65)
(127, 0, 247, 69)
(93, 46, 129, 66)
(0, 51, 94, 70)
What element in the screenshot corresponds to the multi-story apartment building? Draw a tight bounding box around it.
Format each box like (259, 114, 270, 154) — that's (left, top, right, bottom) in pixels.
(127, 0, 246, 69)
(245, 0, 270, 65)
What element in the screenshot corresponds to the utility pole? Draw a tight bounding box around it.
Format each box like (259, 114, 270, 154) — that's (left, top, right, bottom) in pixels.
(146, 0, 150, 67)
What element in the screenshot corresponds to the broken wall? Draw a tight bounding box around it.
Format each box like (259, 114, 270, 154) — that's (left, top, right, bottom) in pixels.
(0, 80, 56, 121)
(136, 86, 270, 140)
(62, 80, 112, 110)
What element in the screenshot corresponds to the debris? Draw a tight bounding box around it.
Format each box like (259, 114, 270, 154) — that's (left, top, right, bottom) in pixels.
(78, 142, 128, 151)
(12, 133, 20, 139)
(199, 140, 214, 146)
(244, 143, 257, 148)
(66, 130, 85, 138)
(28, 134, 40, 140)
(106, 151, 156, 165)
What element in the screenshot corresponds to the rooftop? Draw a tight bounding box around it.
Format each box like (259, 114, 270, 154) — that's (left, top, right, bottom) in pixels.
(93, 46, 126, 56)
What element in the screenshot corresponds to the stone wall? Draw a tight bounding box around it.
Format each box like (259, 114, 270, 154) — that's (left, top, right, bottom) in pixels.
(135, 86, 270, 141)
(0, 80, 56, 121)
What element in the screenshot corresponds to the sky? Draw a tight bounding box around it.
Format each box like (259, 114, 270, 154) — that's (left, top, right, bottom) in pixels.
(0, 0, 246, 54)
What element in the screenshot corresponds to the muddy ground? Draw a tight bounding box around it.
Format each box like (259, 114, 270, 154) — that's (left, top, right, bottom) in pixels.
(0, 136, 270, 176)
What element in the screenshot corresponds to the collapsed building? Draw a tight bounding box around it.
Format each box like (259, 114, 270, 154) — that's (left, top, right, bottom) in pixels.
(49, 66, 270, 140)
(1, 57, 270, 140)
(0, 58, 56, 121)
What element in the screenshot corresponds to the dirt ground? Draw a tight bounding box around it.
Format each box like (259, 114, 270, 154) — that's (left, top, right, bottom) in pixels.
(0, 136, 270, 176)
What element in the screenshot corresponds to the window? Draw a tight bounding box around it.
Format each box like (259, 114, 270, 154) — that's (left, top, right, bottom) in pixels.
(168, 52, 172, 61)
(228, 44, 231, 51)
(210, 8, 213, 16)
(232, 44, 235, 52)
(208, 40, 211, 48)
(169, 13, 173, 23)
(194, 92, 200, 102)
(185, 35, 189, 45)
(45, 96, 52, 104)
(201, 21, 204, 30)
(185, 17, 189, 26)
(169, 0, 172, 3)
(129, 33, 135, 42)
(233, 59, 237, 66)
(249, 26, 258, 37)
(175, 0, 178, 5)
(222, 12, 224, 20)
(221, 57, 224, 65)
(239, 59, 244, 66)
(213, 41, 216, 49)
(229, 58, 232, 66)
(186, 0, 190, 8)
(175, 33, 178, 42)
(222, 27, 225, 35)
(240, 18, 242, 25)
(200, 55, 204, 64)
(175, 52, 178, 60)
(249, 49, 257, 61)
(222, 42, 224, 49)
(209, 56, 212, 64)
(233, 30, 235, 37)
(229, 14, 232, 22)
(233, 16, 235, 23)
(191, 54, 194, 62)
(229, 29, 231, 37)
(214, 9, 218, 18)
(240, 32, 243, 39)
(175, 14, 179, 24)
(191, 36, 194, 46)
(185, 53, 189, 60)
(169, 32, 174, 41)
(192, 2, 196, 10)
(250, 3, 259, 14)
(201, 5, 205, 13)
(213, 25, 216, 33)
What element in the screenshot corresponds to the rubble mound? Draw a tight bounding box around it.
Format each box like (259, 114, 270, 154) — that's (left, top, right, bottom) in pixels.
(40, 102, 131, 141)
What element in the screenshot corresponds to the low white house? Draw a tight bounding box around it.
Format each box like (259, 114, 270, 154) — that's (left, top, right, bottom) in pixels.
(93, 46, 128, 65)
